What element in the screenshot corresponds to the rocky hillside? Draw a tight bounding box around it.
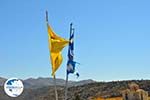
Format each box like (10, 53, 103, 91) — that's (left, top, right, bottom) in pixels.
(67, 80, 150, 100)
(0, 80, 150, 100)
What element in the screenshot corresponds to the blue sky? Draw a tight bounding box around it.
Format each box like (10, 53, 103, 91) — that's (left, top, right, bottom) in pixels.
(0, 0, 150, 81)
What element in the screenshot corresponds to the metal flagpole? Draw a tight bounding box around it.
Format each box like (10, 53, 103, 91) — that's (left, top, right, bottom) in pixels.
(65, 23, 73, 100)
(46, 11, 58, 100)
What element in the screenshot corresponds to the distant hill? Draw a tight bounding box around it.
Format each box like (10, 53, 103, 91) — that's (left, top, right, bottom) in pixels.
(1, 78, 150, 100)
(0, 76, 95, 100)
(0, 77, 6, 86)
(23, 77, 66, 88)
(24, 77, 95, 89)
(0, 77, 95, 88)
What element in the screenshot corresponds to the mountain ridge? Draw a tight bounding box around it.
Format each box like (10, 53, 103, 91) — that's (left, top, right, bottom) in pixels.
(0, 77, 95, 88)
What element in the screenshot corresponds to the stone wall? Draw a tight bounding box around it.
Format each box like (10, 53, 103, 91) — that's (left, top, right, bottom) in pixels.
(122, 83, 148, 100)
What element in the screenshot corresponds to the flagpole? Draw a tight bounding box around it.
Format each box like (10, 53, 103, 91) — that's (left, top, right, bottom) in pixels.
(65, 73, 68, 100)
(46, 11, 58, 100)
(65, 23, 73, 100)
(54, 75, 58, 100)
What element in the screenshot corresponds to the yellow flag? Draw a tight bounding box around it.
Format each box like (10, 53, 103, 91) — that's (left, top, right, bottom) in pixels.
(47, 23, 69, 76)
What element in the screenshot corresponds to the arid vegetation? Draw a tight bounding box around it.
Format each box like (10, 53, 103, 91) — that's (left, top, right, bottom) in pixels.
(94, 97, 122, 100)
(94, 97, 150, 100)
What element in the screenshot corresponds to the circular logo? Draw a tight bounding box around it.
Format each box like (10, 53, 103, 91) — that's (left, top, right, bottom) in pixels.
(4, 78, 24, 97)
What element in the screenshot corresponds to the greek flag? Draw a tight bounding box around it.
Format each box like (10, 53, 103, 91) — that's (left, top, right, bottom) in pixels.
(67, 29, 79, 77)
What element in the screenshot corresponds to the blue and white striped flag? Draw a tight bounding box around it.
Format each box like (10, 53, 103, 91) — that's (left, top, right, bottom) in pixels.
(67, 29, 79, 77)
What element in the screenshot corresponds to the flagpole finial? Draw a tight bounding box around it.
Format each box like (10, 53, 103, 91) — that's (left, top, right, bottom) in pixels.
(70, 23, 73, 33)
(46, 10, 48, 22)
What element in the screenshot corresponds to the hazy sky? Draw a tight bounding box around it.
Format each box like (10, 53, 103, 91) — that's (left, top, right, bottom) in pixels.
(0, 0, 150, 81)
